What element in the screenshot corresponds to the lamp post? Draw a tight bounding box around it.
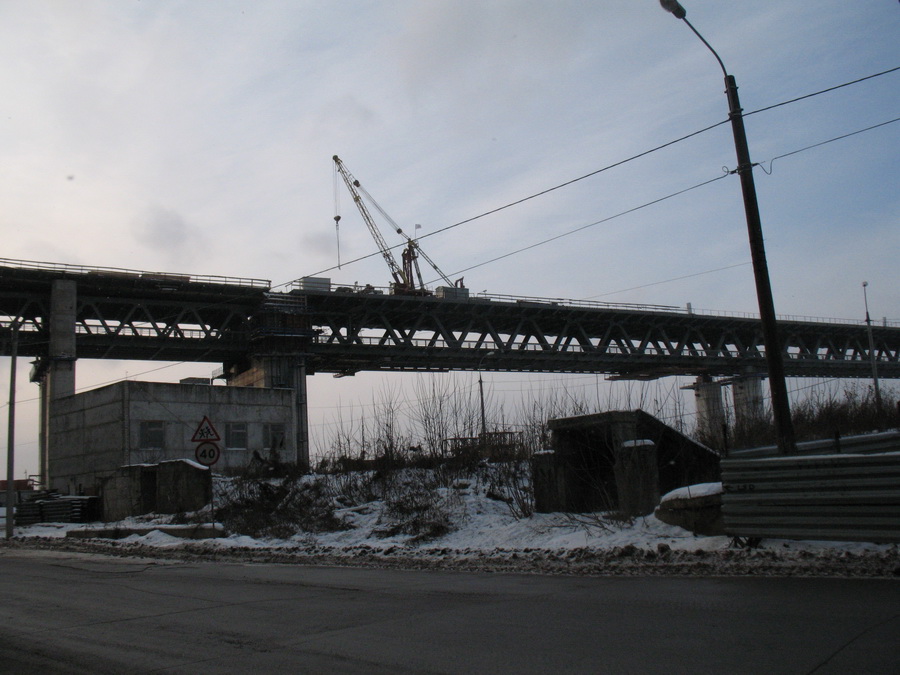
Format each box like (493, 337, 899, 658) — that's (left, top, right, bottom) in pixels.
(659, 0, 796, 454)
(861, 282, 882, 409)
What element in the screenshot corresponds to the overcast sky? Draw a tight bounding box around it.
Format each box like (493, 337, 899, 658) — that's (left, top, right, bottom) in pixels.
(2, 1, 898, 476)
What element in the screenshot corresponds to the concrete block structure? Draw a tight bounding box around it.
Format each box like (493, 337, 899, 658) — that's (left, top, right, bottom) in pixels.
(48, 380, 295, 495)
(533, 410, 721, 515)
(101, 460, 211, 522)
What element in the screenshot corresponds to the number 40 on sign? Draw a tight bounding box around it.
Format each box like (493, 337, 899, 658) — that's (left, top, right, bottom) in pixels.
(194, 441, 221, 467)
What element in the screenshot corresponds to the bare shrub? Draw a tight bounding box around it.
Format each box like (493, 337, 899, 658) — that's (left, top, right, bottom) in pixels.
(218, 475, 348, 539)
(375, 469, 463, 542)
(562, 511, 633, 534)
(728, 384, 899, 449)
(483, 460, 534, 519)
(792, 385, 898, 440)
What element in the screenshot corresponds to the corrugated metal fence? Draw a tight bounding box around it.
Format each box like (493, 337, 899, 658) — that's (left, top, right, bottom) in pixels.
(721, 450, 900, 543)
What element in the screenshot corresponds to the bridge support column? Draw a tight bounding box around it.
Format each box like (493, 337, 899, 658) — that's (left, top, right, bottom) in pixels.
(36, 280, 77, 487)
(692, 375, 726, 450)
(223, 354, 309, 468)
(292, 357, 310, 470)
(732, 374, 766, 433)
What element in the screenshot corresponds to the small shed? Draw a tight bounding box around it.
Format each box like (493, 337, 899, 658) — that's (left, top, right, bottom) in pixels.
(101, 459, 211, 522)
(534, 410, 721, 515)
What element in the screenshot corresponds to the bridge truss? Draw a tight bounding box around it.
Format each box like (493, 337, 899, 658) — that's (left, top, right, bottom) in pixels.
(1, 259, 899, 380)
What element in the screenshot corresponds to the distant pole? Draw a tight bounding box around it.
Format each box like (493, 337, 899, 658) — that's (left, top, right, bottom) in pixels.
(6, 324, 19, 539)
(477, 351, 496, 454)
(659, 0, 796, 454)
(478, 371, 487, 449)
(862, 282, 882, 409)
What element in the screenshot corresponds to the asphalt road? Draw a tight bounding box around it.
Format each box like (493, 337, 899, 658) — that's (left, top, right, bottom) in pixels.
(1, 549, 898, 674)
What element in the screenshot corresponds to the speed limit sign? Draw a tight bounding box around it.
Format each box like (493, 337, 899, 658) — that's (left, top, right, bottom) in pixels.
(195, 442, 221, 467)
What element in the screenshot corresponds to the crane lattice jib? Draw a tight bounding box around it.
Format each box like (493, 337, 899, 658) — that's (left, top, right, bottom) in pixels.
(333, 155, 409, 288)
(410, 241, 454, 288)
(358, 186, 455, 288)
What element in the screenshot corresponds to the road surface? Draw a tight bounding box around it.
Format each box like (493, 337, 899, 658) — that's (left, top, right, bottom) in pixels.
(1, 549, 898, 674)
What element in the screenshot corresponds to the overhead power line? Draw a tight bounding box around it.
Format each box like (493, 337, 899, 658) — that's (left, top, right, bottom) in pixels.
(744, 65, 900, 118)
(292, 65, 899, 285)
(760, 116, 900, 174)
(581, 261, 752, 300)
(438, 112, 900, 284)
(439, 173, 729, 281)
(299, 119, 729, 281)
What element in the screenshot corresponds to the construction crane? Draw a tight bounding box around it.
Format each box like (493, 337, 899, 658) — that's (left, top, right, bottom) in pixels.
(333, 155, 464, 296)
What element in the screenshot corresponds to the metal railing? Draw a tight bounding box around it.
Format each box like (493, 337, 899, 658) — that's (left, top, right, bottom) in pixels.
(0, 257, 270, 289)
(284, 281, 898, 327)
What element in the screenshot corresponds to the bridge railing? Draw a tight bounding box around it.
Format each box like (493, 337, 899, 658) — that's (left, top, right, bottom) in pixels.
(0, 257, 270, 289)
(688, 305, 900, 328)
(290, 281, 898, 327)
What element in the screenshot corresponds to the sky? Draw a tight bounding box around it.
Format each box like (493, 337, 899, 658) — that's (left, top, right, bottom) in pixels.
(2, 1, 899, 478)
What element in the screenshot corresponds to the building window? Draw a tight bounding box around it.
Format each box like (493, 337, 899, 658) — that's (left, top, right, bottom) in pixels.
(225, 422, 248, 449)
(139, 421, 165, 448)
(264, 423, 286, 451)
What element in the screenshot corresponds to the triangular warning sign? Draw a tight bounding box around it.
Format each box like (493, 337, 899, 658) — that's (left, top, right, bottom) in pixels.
(191, 416, 220, 443)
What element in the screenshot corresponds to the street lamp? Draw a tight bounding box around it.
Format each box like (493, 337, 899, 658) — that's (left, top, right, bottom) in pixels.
(862, 282, 883, 409)
(659, 1, 796, 454)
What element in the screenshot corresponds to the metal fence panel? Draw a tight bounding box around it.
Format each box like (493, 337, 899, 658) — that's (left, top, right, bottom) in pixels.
(721, 450, 900, 543)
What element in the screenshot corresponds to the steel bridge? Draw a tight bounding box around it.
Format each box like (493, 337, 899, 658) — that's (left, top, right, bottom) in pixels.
(3, 257, 899, 473)
(2, 258, 899, 379)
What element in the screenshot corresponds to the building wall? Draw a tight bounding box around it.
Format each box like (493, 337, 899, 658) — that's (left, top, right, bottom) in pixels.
(49, 381, 295, 495)
(49, 382, 128, 495)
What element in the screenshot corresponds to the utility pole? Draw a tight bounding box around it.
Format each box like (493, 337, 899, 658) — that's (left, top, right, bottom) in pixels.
(477, 351, 496, 455)
(659, 1, 796, 454)
(862, 282, 882, 409)
(6, 323, 19, 539)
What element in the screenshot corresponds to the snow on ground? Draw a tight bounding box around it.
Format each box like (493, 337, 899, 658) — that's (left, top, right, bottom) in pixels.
(3, 468, 897, 577)
(5, 479, 896, 572)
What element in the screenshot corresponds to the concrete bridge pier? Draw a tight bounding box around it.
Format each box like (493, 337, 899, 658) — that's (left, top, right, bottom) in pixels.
(31, 280, 77, 486)
(732, 373, 766, 432)
(684, 373, 769, 452)
(292, 357, 310, 470)
(224, 354, 310, 469)
(690, 375, 727, 449)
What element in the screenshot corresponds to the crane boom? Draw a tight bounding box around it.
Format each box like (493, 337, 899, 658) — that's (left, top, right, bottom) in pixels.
(332, 155, 464, 295)
(333, 155, 410, 290)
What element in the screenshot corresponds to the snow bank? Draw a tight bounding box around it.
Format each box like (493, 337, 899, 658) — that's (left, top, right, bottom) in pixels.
(660, 482, 723, 503)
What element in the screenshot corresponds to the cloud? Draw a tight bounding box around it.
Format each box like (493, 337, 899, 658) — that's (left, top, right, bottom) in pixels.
(133, 206, 209, 269)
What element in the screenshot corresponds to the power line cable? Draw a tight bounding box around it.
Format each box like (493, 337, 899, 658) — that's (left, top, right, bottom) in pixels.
(293, 120, 730, 282)
(441, 112, 899, 284)
(580, 262, 751, 300)
(743, 65, 900, 118)
(290, 66, 899, 286)
(439, 172, 729, 281)
(759, 116, 900, 174)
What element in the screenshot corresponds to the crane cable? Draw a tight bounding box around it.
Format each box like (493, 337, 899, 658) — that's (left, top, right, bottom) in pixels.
(333, 162, 342, 269)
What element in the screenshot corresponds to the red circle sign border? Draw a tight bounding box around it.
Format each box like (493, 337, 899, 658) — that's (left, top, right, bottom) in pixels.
(195, 441, 221, 466)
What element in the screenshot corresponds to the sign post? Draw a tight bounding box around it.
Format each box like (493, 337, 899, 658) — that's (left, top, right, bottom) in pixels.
(190, 417, 221, 529)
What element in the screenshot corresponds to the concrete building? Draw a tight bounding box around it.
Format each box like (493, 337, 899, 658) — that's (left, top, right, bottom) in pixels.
(48, 380, 295, 495)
